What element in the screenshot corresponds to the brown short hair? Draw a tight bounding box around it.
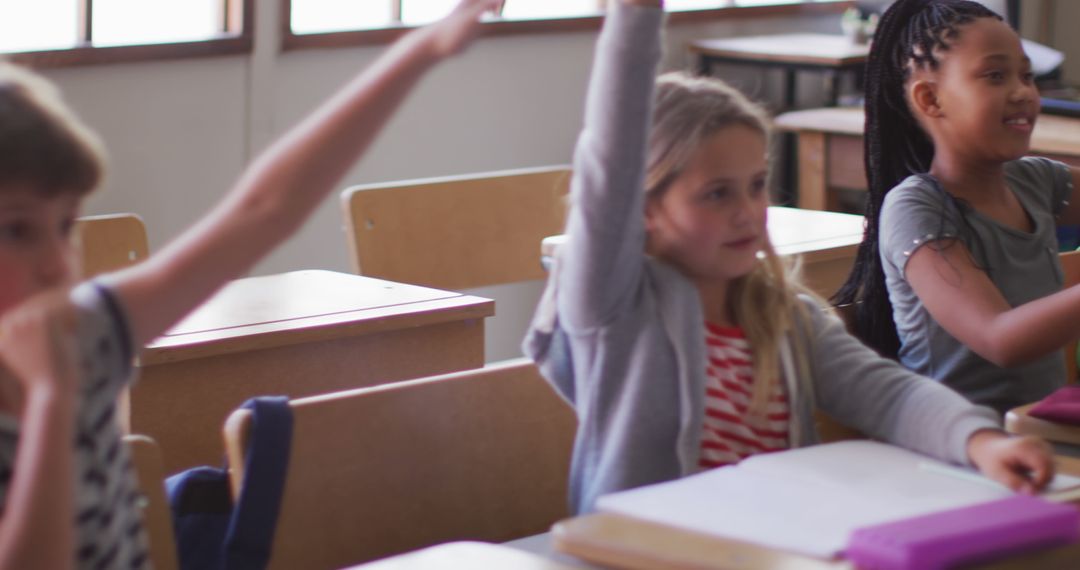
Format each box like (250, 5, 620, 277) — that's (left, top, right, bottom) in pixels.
(0, 62, 106, 198)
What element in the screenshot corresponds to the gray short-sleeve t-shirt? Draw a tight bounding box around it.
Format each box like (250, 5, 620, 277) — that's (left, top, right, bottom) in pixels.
(0, 281, 150, 569)
(880, 156, 1074, 414)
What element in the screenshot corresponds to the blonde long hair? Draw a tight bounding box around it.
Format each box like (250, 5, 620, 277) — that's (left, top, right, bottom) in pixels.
(646, 72, 819, 415)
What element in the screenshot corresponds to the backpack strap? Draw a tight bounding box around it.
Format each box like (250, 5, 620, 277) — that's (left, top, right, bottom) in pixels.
(222, 396, 293, 570)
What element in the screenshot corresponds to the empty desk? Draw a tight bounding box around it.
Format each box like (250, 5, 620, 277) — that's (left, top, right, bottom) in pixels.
(776, 107, 1080, 211)
(542, 207, 864, 300)
(133, 269, 493, 473)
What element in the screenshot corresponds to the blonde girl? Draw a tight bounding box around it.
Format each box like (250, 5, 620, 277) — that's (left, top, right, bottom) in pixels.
(525, 0, 1052, 514)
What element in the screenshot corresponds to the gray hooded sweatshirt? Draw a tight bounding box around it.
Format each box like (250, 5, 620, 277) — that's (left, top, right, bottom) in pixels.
(522, 3, 1001, 515)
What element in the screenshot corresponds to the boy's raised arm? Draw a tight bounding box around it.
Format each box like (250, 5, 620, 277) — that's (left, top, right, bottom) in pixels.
(109, 0, 501, 347)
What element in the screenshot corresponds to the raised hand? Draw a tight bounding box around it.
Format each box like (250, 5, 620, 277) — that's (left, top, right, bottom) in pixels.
(419, 0, 503, 58)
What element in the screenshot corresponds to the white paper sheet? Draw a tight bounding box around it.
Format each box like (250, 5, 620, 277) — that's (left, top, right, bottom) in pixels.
(596, 441, 1080, 559)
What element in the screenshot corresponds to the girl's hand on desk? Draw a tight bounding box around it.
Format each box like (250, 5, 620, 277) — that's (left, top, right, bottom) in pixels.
(967, 429, 1054, 494)
(419, 0, 503, 58)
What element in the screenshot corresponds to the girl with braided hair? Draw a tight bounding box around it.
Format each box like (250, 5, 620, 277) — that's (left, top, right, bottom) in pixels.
(835, 0, 1080, 415)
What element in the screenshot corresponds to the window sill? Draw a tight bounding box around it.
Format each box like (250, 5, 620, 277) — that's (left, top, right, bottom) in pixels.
(8, 36, 252, 69)
(283, 1, 854, 51)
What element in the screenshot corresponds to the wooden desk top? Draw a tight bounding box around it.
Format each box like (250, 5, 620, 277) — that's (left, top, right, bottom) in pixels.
(767, 206, 863, 260)
(775, 107, 1080, 157)
(689, 34, 869, 67)
(555, 505, 1080, 570)
(1006, 403, 1080, 446)
(542, 207, 864, 262)
(141, 270, 493, 366)
(553, 449, 1080, 570)
(341, 541, 582, 570)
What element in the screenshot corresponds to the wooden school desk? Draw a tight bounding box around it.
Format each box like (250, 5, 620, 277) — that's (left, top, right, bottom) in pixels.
(552, 454, 1080, 570)
(690, 34, 870, 205)
(550, 508, 1080, 570)
(542, 206, 864, 300)
(776, 107, 1080, 211)
(1007, 404, 1080, 452)
(132, 270, 493, 474)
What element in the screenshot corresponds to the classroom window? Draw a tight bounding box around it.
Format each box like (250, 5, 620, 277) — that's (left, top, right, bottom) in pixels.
(0, 0, 80, 53)
(289, 0, 395, 34)
(2, 0, 251, 68)
(92, 0, 224, 47)
(288, 0, 603, 34)
(285, 0, 850, 42)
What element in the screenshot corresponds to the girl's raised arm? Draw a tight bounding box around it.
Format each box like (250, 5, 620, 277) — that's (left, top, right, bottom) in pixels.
(558, 0, 664, 331)
(108, 0, 500, 347)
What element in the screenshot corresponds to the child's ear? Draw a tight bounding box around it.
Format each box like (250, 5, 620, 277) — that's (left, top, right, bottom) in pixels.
(908, 79, 943, 119)
(644, 195, 661, 232)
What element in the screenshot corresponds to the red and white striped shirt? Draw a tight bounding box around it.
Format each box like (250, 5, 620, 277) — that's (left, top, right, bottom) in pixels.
(699, 322, 791, 470)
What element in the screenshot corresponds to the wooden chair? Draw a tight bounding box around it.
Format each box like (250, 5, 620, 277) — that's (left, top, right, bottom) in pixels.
(75, 213, 149, 278)
(223, 358, 577, 570)
(124, 435, 178, 570)
(340, 166, 569, 291)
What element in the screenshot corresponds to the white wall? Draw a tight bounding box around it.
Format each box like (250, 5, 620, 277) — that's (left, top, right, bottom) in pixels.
(40, 3, 843, 361)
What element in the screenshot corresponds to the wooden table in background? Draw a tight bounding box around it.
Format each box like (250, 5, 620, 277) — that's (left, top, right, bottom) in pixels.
(542, 206, 864, 301)
(133, 270, 493, 473)
(689, 34, 869, 109)
(776, 107, 1080, 211)
(690, 34, 870, 206)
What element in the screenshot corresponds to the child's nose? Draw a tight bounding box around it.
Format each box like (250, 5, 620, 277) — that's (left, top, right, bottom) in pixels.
(35, 238, 73, 288)
(731, 194, 756, 225)
(1010, 79, 1038, 103)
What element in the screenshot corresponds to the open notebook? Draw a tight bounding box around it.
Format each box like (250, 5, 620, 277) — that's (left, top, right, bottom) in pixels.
(596, 441, 1080, 560)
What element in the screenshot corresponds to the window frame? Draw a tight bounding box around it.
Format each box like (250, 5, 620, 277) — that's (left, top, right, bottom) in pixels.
(6, 0, 254, 68)
(280, 0, 855, 51)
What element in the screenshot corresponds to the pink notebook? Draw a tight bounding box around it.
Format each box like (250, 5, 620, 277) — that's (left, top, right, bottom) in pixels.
(1029, 386, 1080, 426)
(846, 495, 1079, 570)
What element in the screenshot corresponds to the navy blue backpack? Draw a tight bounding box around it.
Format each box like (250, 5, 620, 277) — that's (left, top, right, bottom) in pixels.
(166, 397, 293, 570)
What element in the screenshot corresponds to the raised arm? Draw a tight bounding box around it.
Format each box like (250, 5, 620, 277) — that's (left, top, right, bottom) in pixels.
(107, 0, 501, 347)
(558, 0, 664, 331)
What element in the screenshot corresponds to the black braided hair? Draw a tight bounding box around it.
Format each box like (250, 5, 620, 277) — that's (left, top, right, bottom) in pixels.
(832, 0, 1001, 358)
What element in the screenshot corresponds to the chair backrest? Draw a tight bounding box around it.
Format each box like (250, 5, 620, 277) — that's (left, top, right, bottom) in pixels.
(223, 358, 577, 570)
(124, 435, 178, 570)
(340, 166, 569, 290)
(75, 214, 149, 278)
